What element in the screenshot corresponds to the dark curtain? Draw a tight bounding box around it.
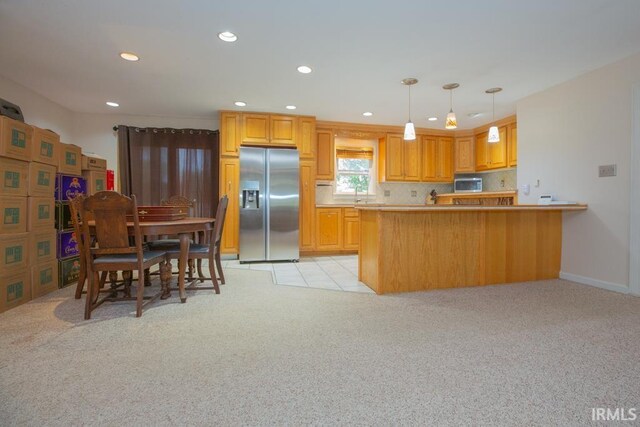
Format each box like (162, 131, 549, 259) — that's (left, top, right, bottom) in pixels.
(117, 126, 219, 217)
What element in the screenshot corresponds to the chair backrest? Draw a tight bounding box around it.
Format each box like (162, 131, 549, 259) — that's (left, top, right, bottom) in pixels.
(79, 191, 144, 258)
(211, 195, 229, 252)
(68, 194, 86, 258)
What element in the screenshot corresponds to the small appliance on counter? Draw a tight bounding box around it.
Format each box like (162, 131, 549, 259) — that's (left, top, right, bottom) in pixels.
(454, 178, 482, 193)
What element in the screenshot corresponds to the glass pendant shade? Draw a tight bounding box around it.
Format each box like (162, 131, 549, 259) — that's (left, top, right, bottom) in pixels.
(488, 125, 500, 143)
(445, 110, 457, 129)
(404, 121, 416, 141)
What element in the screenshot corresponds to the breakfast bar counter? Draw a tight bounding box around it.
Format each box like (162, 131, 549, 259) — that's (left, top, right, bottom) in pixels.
(355, 204, 587, 294)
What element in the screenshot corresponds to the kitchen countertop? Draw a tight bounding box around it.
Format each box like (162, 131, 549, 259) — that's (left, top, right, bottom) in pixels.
(435, 190, 518, 198)
(355, 204, 587, 212)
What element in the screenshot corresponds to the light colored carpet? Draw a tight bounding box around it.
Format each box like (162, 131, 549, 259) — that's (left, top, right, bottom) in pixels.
(1, 271, 639, 426)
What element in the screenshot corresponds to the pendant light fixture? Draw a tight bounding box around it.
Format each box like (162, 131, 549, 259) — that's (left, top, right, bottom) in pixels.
(443, 83, 459, 129)
(401, 78, 418, 141)
(486, 87, 502, 143)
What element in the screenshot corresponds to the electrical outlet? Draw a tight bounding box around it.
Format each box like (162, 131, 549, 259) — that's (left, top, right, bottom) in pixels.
(384, 190, 390, 197)
(411, 190, 417, 197)
(598, 164, 617, 177)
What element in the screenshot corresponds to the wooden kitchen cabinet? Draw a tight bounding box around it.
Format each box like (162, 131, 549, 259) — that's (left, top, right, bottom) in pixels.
(316, 129, 335, 180)
(241, 113, 270, 144)
(476, 126, 507, 171)
(240, 113, 297, 146)
(343, 208, 360, 250)
(421, 136, 453, 182)
(270, 115, 297, 145)
(455, 137, 475, 173)
(383, 133, 420, 181)
(299, 160, 316, 251)
(508, 123, 517, 167)
(220, 112, 241, 157)
(403, 137, 420, 181)
(219, 157, 239, 254)
(384, 134, 404, 180)
(298, 117, 316, 159)
(316, 208, 342, 250)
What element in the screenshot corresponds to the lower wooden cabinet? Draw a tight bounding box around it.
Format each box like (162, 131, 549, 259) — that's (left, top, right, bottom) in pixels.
(313, 207, 359, 252)
(316, 208, 342, 250)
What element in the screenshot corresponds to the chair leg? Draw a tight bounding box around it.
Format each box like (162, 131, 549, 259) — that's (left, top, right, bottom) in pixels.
(144, 268, 151, 287)
(207, 255, 220, 294)
(197, 259, 205, 283)
(215, 251, 225, 285)
(84, 271, 99, 320)
(136, 268, 145, 318)
(188, 259, 194, 281)
(75, 261, 86, 299)
(108, 271, 118, 296)
(122, 270, 132, 297)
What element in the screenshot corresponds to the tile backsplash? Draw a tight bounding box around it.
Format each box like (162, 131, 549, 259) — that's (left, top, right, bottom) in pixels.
(455, 168, 517, 192)
(316, 168, 516, 205)
(316, 181, 453, 205)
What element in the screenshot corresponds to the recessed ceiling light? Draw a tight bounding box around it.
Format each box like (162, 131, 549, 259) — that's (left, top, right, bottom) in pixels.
(106, 101, 119, 107)
(234, 101, 246, 107)
(468, 112, 482, 118)
(362, 112, 373, 117)
(285, 105, 297, 110)
(119, 52, 139, 62)
(297, 65, 312, 74)
(428, 117, 438, 121)
(218, 31, 238, 42)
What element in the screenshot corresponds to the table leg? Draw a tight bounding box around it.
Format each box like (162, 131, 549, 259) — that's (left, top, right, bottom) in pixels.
(178, 233, 190, 303)
(160, 259, 172, 299)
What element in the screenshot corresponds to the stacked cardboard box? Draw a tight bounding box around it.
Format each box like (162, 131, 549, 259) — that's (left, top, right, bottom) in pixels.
(0, 116, 33, 313)
(81, 153, 107, 195)
(55, 143, 85, 290)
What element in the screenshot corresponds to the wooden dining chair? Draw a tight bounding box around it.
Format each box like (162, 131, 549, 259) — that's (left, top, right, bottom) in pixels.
(154, 195, 228, 294)
(148, 195, 197, 278)
(78, 191, 171, 319)
(70, 195, 129, 299)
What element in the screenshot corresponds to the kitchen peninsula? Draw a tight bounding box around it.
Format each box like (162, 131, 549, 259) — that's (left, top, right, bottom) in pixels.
(357, 204, 587, 294)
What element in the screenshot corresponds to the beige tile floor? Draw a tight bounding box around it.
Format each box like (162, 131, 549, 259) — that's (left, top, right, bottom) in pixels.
(222, 255, 374, 293)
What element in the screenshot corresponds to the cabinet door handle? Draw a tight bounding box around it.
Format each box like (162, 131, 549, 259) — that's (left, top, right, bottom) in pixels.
(228, 181, 231, 193)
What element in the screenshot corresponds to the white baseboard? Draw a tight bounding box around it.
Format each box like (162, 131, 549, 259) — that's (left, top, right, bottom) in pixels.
(559, 271, 631, 294)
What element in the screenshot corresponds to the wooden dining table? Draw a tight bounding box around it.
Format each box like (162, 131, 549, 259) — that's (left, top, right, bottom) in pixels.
(89, 217, 215, 303)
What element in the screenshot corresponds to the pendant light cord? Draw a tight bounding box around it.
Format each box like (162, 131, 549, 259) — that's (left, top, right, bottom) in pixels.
(450, 89, 453, 111)
(492, 93, 495, 122)
(408, 85, 411, 120)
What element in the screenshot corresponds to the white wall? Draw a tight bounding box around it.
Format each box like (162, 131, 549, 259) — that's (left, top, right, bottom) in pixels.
(1, 74, 218, 187)
(517, 52, 640, 292)
(0, 74, 74, 141)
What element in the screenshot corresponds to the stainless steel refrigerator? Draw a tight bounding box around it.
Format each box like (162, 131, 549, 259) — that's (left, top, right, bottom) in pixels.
(239, 147, 299, 262)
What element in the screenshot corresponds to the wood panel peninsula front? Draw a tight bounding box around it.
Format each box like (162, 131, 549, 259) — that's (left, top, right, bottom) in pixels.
(356, 205, 587, 294)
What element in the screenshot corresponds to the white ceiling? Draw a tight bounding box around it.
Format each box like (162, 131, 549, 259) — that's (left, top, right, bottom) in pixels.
(1, 0, 640, 129)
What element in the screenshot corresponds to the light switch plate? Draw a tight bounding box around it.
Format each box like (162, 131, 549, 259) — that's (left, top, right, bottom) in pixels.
(599, 164, 617, 177)
(411, 190, 417, 197)
(384, 190, 390, 197)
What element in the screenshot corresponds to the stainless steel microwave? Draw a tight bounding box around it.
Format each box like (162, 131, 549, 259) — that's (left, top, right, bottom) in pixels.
(454, 178, 482, 193)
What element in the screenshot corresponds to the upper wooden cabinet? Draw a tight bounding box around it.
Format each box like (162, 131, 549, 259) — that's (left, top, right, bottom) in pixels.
(220, 112, 241, 157)
(381, 134, 420, 181)
(298, 117, 316, 159)
(270, 115, 297, 145)
(241, 113, 270, 144)
(316, 129, 334, 180)
(508, 123, 517, 167)
(476, 126, 507, 171)
(421, 136, 453, 182)
(454, 137, 475, 173)
(240, 113, 297, 146)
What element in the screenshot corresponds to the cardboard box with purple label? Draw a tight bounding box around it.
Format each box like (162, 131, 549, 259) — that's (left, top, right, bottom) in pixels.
(57, 230, 80, 259)
(55, 174, 86, 201)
